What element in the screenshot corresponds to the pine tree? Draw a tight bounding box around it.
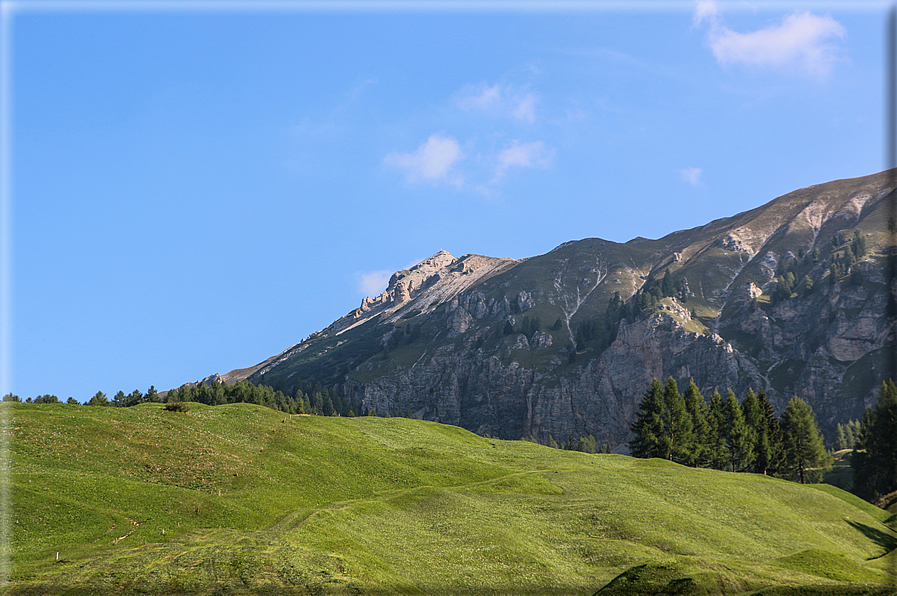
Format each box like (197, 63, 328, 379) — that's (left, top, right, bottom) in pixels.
(547, 434, 558, 449)
(87, 391, 109, 406)
(834, 423, 849, 450)
(741, 389, 762, 472)
(722, 390, 755, 473)
(629, 379, 666, 459)
(706, 391, 729, 470)
(852, 380, 897, 501)
(847, 419, 862, 448)
(756, 390, 784, 476)
(575, 434, 597, 454)
(661, 269, 675, 296)
(662, 378, 693, 464)
(683, 380, 710, 467)
(851, 229, 867, 258)
(781, 396, 832, 484)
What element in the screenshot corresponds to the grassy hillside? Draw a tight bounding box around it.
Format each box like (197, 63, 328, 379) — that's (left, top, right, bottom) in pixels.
(3, 402, 896, 595)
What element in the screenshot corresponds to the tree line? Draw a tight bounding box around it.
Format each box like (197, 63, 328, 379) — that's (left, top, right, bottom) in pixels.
(3, 381, 364, 417)
(522, 432, 612, 454)
(629, 378, 830, 484)
(629, 378, 897, 502)
(2, 380, 427, 420)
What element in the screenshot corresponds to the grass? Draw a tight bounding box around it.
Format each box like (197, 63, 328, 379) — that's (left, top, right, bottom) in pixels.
(4, 401, 896, 595)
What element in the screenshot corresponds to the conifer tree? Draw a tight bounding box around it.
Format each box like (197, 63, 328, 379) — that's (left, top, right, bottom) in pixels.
(662, 378, 693, 464)
(755, 390, 785, 476)
(706, 390, 729, 470)
(629, 379, 666, 459)
(683, 380, 710, 467)
(547, 434, 558, 449)
(781, 396, 832, 484)
(722, 390, 755, 472)
(741, 389, 762, 472)
(853, 380, 897, 501)
(847, 419, 862, 447)
(834, 423, 849, 451)
(87, 391, 109, 407)
(575, 434, 597, 454)
(661, 269, 674, 296)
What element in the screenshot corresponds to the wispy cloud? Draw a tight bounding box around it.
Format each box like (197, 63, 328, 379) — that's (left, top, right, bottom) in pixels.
(385, 134, 555, 194)
(695, 1, 846, 79)
(692, 0, 720, 28)
(512, 94, 537, 123)
(384, 134, 464, 185)
(357, 270, 393, 297)
(496, 140, 554, 176)
(456, 83, 538, 123)
(679, 167, 703, 186)
(457, 83, 503, 111)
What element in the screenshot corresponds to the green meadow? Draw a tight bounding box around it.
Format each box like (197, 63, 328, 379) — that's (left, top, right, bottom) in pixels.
(3, 401, 895, 595)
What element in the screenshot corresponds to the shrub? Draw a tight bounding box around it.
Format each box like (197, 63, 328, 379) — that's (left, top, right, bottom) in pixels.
(163, 402, 190, 413)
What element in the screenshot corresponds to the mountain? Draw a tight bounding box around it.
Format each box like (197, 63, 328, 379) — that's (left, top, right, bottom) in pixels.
(204, 170, 896, 449)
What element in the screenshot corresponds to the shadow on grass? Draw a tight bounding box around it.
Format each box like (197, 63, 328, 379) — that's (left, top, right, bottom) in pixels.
(846, 520, 897, 558)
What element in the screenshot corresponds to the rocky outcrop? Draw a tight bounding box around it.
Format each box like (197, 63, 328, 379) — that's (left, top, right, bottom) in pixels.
(207, 170, 896, 448)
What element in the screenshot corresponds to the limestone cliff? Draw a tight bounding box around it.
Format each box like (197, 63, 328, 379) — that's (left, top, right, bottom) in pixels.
(210, 170, 896, 449)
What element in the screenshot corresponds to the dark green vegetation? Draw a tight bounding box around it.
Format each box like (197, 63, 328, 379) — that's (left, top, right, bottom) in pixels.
(852, 381, 897, 502)
(629, 380, 811, 479)
(780, 396, 832, 485)
(5, 380, 357, 417)
(6, 402, 896, 595)
(630, 378, 897, 509)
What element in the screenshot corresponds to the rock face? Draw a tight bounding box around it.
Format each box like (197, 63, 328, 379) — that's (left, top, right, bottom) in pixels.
(215, 171, 896, 449)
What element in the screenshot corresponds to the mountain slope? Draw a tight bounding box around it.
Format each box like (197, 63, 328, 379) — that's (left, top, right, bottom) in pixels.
(6, 402, 896, 594)
(210, 170, 896, 448)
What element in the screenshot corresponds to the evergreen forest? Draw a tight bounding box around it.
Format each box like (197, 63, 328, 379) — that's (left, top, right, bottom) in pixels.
(627, 378, 897, 502)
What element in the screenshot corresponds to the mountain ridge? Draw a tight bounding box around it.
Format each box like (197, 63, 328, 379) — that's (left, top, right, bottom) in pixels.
(194, 170, 896, 449)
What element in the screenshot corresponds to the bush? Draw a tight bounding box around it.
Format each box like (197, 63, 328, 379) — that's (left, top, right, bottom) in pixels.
(163, 402, 190, 413)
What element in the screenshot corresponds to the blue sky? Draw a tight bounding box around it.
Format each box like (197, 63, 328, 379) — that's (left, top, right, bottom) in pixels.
(2, 0, 891, 401)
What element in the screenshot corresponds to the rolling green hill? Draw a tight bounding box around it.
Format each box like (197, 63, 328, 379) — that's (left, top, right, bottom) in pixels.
(4, 401, 896, 595)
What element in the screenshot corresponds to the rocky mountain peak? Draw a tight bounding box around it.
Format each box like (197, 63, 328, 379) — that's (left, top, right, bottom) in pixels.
(198, 170, 896, 450)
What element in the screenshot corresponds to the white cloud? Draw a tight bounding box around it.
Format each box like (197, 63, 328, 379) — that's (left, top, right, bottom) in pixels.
(512, 94, 537, 123)
(358, 270, 393, 297)
(692, 0, 720, 28)
(457, 84, 502, 111)
(456, 83, 538, 123)
(384, 134, 464, 185)
(495, 140, 554, 179)
(695, 2, 846, 79)
(679, 167, 703, 186)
